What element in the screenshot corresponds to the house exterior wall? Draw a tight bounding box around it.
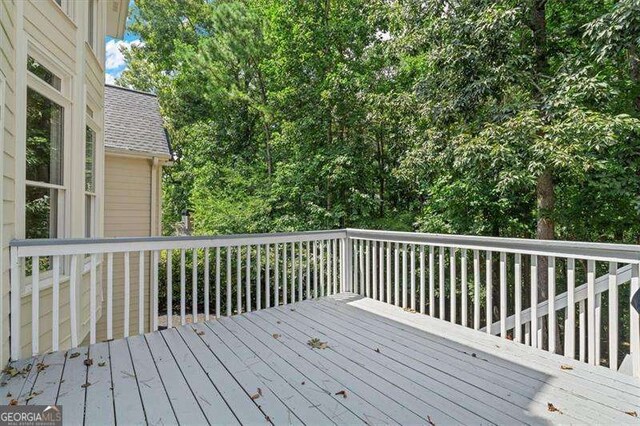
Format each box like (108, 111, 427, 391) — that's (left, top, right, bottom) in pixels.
(1, 0, 19, 366)
(96, 153, 164, 341)
(0, 0, 120, 362)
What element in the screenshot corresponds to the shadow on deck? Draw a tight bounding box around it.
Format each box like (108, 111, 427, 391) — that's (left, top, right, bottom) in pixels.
(2, 294, 639, 425)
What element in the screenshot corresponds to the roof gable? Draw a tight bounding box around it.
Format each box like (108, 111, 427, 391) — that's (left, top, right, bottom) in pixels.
(104, 84, 172, 159)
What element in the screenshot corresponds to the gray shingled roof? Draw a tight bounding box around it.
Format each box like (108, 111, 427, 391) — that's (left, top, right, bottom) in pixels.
(104, 84, 171, 158)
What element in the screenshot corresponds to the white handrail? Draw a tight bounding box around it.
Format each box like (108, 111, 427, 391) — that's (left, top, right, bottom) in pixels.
(11, 230, 347, 257)
(346, 228, 640, 263)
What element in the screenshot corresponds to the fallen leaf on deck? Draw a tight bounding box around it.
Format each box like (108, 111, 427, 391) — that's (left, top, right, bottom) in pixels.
(547, 403, 562, 414)
(290, 308, 296, 312)
(276, 321, 281, 324)
(81, 382, 91, 388)
(84, 359, 93, 367)
(98, 361, 106, 367)
(335, 390, 347, 398)
(272, 334, 281, 339)
(195, 330, 205, 336)
(36, 363, 48, 372)
(625, 411, 638, 417)
(251, 392, 261, 400)
(403, 308, 417, 313)
(308, 338, 328, 349)
(3, 367, 19, 377)
(25, 391, 42, 401)
(69, 352, 80, 359)
(301, 381, 305, 385)
(6, 392, 11, 398)
(9, 399, 17, 405)
(560, 365, 573, 370)
(374, 348, 380, 353)
(471, 353, 477, 358)
(427, 415, 436, 426)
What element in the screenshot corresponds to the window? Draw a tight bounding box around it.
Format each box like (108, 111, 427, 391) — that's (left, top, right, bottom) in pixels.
(25, 88, 64, 239)
(87, 0, 96, 51)
(85, 125, 97, 237)
(25, 52, 68, 242)
(27, 56, 61, 90)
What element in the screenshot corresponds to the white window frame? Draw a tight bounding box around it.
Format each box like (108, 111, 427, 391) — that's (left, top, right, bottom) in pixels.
(24, 50, 72, 243)
(85, 115, 99, 239)
(87, 0, 98, 53)
(19, 43, 73, 284)
(52, 0, 75, 21)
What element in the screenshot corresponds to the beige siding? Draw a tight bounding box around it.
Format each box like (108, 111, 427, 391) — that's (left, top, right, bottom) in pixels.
(2, 0, 115, 361)
(1, 0, 17, 366)
(97, 154, 155, 341)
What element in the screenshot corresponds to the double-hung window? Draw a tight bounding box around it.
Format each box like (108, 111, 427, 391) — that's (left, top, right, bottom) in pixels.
(25, 55, 69, 241)
(85, 111, 97, 238)
(87, 0, 97, 52)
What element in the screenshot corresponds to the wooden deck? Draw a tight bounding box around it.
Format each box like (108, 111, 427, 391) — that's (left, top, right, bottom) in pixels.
(2, 293, 639, 425)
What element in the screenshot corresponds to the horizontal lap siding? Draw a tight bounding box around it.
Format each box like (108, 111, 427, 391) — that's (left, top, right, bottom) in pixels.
(19, 274, 92, 357)
(24, 1, 76, 64)
(98, 155, 153, 341)
(85, 47, 103, 107)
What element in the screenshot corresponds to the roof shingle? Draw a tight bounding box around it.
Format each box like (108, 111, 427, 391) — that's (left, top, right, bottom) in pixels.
(104, 84, 171, 158)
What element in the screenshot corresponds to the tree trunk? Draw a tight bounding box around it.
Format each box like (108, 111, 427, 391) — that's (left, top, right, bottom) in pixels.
(376, 136, 385, 217)
(531, 0, 561, 352)
(630, 44, 640, 112)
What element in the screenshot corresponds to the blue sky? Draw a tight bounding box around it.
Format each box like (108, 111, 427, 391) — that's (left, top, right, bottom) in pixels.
(104, 32, 141, 84)
(104, 1, 140, 85)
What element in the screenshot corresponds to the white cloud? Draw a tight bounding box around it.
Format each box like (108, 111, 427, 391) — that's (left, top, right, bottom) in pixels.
(105, 39, 143, 71)
(104, 38, 144, 85)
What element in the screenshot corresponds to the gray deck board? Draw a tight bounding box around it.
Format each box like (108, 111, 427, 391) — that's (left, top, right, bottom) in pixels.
(144, 331, 210, 425)
(84, 342, 115, 425)
(26, 351, 65, 406)
(109, 338, 145, 425)
(230, 315, 397, 425)
(190, 322, 302, 425)
(0, 358, 36, 405)
(246, 309, 460, 425)
(205, 319, 342, 425)
(262, 305, 519, 424)
(308, 298, 627, 422)
(128, 334, 178, 425)
(56, 346, 88, 425)
(2, 293, 639, 425)
(159, 327, 239, 425)
(310, 303, 629, 419)
(329, 297, 640, 405)
(173, 325, 268, 425)
(330, 295, 640, 423)
(211, 317, 359, 424)
(15, 355, 44, 405)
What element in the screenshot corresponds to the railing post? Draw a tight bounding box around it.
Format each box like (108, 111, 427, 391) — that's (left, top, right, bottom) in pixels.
(631, 263, 639, 378)
(10, 247, 21, 360)
(341, 231, 352, 293)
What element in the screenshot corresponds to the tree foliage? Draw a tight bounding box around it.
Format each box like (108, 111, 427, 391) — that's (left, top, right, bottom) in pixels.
(119, 0, 640, 244)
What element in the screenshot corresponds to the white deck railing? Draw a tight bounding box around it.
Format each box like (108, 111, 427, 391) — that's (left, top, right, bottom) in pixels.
(348, 229, 640, 378)
(10, 230, 348, 360)
(9, 228, 640, 378)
